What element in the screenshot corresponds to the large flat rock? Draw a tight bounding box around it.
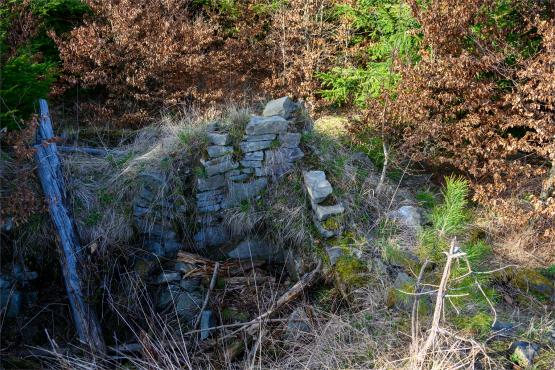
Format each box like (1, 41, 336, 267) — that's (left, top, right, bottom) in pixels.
(222, 177, 268, 207)
(265, 147, 304, 163)
(226, 239, 283, 262)
(279, 132, 301, 148)
(202, 155, 238, 176)
(245, 133, 276, 142)
(240, 140, 272, 152)
(314, 203, 345, 221)
(246, 116, 288, 135)
(197, 174, 225, 191)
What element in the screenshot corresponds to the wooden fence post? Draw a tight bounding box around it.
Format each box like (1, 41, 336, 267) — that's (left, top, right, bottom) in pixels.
(35, 99, 105, 354)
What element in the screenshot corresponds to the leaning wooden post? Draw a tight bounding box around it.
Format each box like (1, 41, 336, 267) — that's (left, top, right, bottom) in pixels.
(35, 99, 105, 354)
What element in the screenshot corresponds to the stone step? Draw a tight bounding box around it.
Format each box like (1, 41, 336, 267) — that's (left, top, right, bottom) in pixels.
(303, 170, 332, 203)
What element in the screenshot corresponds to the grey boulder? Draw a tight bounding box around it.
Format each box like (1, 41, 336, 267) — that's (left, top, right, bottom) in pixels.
(226, 239, 283, 261)
(509, 341, 540, 367)
(279, 132, 301, 148)
(314, 203, 344, 221)
(262, 97, 299, 119)
(285, 307, 312, 340)
(388, 206, 422, 229)
(326, 246, 344, 266)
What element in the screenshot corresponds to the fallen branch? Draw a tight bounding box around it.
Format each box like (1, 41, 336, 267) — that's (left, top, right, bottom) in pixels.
(213, 260, 322, 363)
(411, 259, 430, 342)
(414, 239, 457, 368)
(177, 251, 264, 278)
(225, 259, 322, 341)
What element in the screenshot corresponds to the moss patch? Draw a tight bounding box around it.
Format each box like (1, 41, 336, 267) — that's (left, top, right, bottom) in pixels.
(322, 215, 343, 231)
(452, 311, 493, 337)
(335, 255, 368, 287)
(383, 243, 421, 273)
(506, 268, 554, 301)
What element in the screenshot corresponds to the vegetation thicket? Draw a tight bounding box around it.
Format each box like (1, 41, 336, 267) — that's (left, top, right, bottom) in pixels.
(360, 0, 555, 263)
(0, 1, 554, 368)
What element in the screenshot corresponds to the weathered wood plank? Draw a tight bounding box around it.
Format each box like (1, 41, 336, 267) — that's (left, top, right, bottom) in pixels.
(35, 99, 105, 354)
(57, 145, 126, 157)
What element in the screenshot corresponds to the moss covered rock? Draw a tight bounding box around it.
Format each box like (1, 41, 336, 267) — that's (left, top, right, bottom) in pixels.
(500, 268, 554, 301)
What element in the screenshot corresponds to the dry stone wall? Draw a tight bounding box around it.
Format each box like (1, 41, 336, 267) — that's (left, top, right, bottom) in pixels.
(133, 171, 183, 258)
(194, 97, 304, 254)
(128, 97, 341, 324)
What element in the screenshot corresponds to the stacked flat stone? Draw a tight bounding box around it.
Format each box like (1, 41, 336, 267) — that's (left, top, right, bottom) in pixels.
(133, 171, 183, 258)
(0, 264, 38, 318)
(154, 261, 203, 323)
(240, 115, 303, 179)
(194, 97, 304, 251)
(303, 170, 345, 239)
(194, 128, 234, 248)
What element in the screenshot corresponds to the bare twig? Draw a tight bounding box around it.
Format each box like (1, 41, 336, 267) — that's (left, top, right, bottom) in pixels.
(376, 141, 389, 196)
(411, 259, 430, 341)
(414, 239, 457, 368)
(193, 262, 220, 330)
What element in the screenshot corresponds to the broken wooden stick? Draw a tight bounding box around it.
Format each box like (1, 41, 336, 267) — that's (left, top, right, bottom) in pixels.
(35, 99, 105, 354)
(176, 251, 265, 278)
(193, 262, 220, 330)
(221, 259, 322, 362)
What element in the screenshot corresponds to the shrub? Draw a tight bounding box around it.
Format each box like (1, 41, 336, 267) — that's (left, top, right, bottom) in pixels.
(415, 177, 496, 326)
(52, 0, 280, 126)
(363, 0, 555, 263)
(317, 0, 421, 107)
(0, 0, 89, 130)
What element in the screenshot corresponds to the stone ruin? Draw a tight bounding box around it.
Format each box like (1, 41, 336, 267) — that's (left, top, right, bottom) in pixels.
(193, 96, 304, 257)
(127, 97, 315, 328)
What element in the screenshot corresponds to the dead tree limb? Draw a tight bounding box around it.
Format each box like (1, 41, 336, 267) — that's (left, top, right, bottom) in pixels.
(35, 99, 105, 354)
(222, 260, 322, 362)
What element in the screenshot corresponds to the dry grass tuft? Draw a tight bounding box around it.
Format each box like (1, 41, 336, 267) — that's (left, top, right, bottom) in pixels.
(61, 104, 252, 252)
